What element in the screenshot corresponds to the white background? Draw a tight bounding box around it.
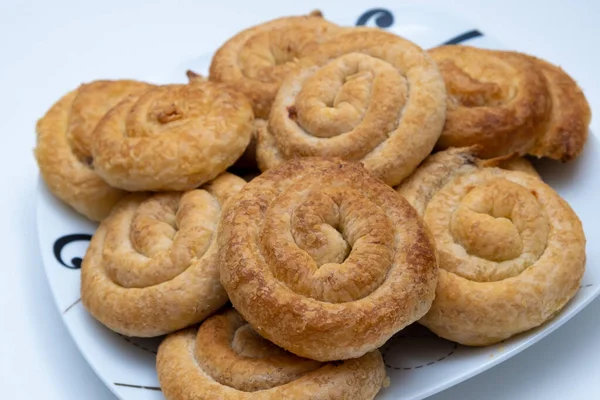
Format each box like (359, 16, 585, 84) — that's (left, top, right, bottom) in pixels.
(1, 0, 599, 399)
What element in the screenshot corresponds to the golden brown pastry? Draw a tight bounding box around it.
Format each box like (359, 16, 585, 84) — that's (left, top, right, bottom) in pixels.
(396, 147, 586, 345)
(495, 156, 539, 177)
(81, 173, 245, 337)
(208, 11, 342, 118)
(157, 308, 387, 399)
(35, 80, 152, 221)
(218, 158, 438, 361)
(92, 82, 254, 191)
(256, 28, 447, 186)
(527, 56, 591, 161)
(429, 45, 590, 161)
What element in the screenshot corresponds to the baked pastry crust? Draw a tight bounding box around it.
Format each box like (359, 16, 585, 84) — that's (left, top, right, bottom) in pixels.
(157, 308, 386, 399)
(35, 80, 151, 221)
(218, 158, 438, 361)
(92, 82, 254, 191)
(81, 173, 245, 337)
(430, 45, 590, 161)
(527, 56, 591, 161)
(429, 46, 549, 158)
(396, 147, 586, 345)
(209, 11, 341, 118)
(256, 28, 447, 186)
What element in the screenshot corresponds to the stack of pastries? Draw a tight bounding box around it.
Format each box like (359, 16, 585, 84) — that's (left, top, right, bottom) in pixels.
(34, 11, 589, 399)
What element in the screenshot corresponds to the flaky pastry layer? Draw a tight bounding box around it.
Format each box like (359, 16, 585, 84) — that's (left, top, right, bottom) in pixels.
(157, 308, 386, 399)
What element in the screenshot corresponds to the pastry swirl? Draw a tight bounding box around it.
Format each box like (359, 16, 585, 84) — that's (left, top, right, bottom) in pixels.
(35, 80, 151, 221)
(396, 147, 586, 345)
(218, 158, 438, 361)
(209, 11, 341, 118)
(157, 308, 386, 399)
(430, 45, 590, 161)
(81, 173, 245, 337)
(256, 29, 447, 186)
(527, 56, 591, 161)
(92, 82, 254, 191)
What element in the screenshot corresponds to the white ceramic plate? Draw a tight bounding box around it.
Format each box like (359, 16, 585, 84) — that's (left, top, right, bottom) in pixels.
(36, 5, 600, 400)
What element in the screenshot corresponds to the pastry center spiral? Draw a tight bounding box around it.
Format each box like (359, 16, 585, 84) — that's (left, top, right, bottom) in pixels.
(261, 184, 395, 303)
(238, 29, 303, 82)
(102, 190, 220, 288)
(437, 60, 506, 109)
(195, 312, 322, 391)
(122, 85, 232, 138)
(65, 80, 151, 166)
(295, 52, 407, 139)
(426, 175, 549, 282)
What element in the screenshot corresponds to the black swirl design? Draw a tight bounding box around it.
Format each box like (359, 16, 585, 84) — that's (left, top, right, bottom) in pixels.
(53, 234, 92, 269)
(356, 8, 394, 28)
(442, 29, 484, 45)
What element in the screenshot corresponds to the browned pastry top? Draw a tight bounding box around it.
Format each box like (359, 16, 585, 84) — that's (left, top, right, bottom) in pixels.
(92, 82, 254, 191)
(209, 11, 342, 118)
(218, 157, 438, 361)
(527, 56, 591, 161)
(81, 173, 245, 337)
(157, 308, 386, 399)
(35, 80, 152, 220)
(256, 28, 447, 186)
(429, 45, 549, 158)
(396, 147, 586, 345)
(429, 45, 591, 161)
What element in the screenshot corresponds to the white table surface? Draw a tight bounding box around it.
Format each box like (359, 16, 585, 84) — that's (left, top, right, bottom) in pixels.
(1, 0, 599, 398)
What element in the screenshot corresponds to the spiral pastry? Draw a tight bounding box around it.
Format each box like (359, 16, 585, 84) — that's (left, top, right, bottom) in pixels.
(35, 80, 152, 221)
(256, 28, 447, 186)
(92, 82, 254, 191)
(218, 158, 438, 361)
(527, 56, 591, 161)
(396, 147, 586, 345)
(429, 45, 591, 161)
(81, 173, 245, 337)
(157, 309, 386, 399)
(209, 11, 342, 118)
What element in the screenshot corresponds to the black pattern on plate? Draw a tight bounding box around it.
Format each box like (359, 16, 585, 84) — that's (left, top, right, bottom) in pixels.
(119, 334, 160, 355)
(356, 8, 394, 28)
(53, 234, 92, 269)
(441, 29, 484, 45)
(114, 383, 161, 391)
(63, 298, 81, 314)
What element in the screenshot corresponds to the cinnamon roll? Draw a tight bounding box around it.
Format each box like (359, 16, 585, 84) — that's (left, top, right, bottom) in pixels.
(35, 80, 151, 221)
(81, 173, 245, 337)
(92, 82, 254, 191)
(157, 308, 386, 399)
(256, 28, 447, 186)
(396, 147, 586, 345)
(218, 158, 438, 361)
